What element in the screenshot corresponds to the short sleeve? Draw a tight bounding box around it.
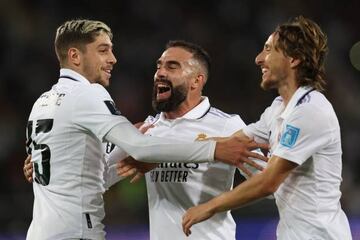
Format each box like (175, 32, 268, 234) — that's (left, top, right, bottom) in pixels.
(243, 105, 272, 144)
(222, 114, 246, 136)
(273, 104, 333, 165)
(73, 84, 129, 141)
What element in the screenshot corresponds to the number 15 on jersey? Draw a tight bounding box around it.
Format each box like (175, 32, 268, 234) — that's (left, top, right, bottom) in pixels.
(26, 119, 53, 186)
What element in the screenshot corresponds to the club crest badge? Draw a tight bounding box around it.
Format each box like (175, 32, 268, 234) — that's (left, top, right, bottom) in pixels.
(195, 133, 208, 141)
(280, 124, 300, 148)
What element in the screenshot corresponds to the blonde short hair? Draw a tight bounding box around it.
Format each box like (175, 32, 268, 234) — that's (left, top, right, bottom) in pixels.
(54, 19, 112, 65)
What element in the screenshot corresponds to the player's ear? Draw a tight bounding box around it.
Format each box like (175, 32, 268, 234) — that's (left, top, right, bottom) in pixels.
(289, 57, 301, 68)
(191, 74, 205, 90)
(68, 48, 81, 66)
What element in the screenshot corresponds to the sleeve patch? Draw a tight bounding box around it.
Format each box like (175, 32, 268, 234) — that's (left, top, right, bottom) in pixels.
(280, 124, 300, 148)
(104, 100, 121, 115)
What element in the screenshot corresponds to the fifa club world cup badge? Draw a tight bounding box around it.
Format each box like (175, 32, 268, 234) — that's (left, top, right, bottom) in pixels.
(195, 133, 208, 141)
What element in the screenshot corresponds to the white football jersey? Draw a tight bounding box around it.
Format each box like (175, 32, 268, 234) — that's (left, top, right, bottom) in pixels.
(243, 86, 352, 240)
(144, 97, 245, 240)
(26, 69, 217, 240)
(26, 69, 126, 240)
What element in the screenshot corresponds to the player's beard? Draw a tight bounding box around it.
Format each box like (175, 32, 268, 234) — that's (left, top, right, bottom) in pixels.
(82, 59, 104, 86)
(152, 78, 187, 113)
(261, 78, 277, 90)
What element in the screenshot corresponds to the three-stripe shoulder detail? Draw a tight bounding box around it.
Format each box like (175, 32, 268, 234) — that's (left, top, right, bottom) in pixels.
(208, 107, 232, 118)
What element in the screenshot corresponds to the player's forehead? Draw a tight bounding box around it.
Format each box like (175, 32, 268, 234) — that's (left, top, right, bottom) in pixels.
(157, 47, 193, 64)
(88, 32, 113, 48)
(264, 32, 278, 47)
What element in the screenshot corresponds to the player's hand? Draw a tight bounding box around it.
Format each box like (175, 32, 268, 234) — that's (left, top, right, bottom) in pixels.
(117, 156, 158, 183)
(214, 136, 269, 176)
(182, 203, 215, 236)
(23, 155, 33, 183)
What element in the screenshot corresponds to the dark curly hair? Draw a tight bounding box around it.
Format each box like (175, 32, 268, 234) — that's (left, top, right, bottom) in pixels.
(275, 16, 328, 91)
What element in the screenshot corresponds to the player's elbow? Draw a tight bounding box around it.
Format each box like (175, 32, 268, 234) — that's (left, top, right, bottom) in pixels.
(265, 184, 279, 195)
(259, 179, 280, 196)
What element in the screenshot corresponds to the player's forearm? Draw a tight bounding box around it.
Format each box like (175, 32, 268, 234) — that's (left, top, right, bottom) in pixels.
(104, 122, 215, 163)
(209, 156, 296, 213)
(209, 171, 273, 213)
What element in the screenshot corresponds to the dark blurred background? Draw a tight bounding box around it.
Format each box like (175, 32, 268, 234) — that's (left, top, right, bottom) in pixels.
(1, 0, 359, 239)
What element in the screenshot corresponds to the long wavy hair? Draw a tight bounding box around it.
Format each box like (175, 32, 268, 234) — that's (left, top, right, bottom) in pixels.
(275, 16, 328, 91)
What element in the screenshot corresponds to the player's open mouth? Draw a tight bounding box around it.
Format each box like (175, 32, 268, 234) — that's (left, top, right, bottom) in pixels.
(103, 68, 112, 78)
(261, 67, 269, 79)
(156, 83, 171, 101)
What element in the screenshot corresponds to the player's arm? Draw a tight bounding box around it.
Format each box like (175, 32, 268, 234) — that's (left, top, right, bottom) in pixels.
(103, 122, 156, 187)
(104, 147, 155, 187)
(182, 155, 297, 236)
(104, 121, 268, 167)
(75, 87, 268, 168)
(103, 146, 129, 189)
(117, 157, 158, 183)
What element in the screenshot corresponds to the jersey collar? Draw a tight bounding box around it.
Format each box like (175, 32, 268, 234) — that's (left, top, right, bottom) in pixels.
(280, 86, 314, 120)
(59, 68, 91, 85)
(158, 96, 211, 122)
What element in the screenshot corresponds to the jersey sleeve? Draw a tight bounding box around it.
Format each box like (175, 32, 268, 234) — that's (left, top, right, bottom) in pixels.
(103, 146, 128, 190)
(104, 121, 215, 163)
(243, 105, 272, 143)
(73, 84, 129, 142)
(222, 114, 246, 135)
(102, 114, 158, 188)
(272, 104, 333, 165)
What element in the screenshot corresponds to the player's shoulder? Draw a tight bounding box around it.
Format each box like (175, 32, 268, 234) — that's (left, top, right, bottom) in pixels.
(271, 96, 284, 107)
(208, 107, 236, 119)
(296, 90, 330, 107)
(77, 83, 112, 100)
(88, 83, 110, 95)
(207, 107, 245, 127)
(33, 86, 65, 107)
(34, 89, 55, 102)
(293, 90, 336, 122)
(295, 90, 331, 110)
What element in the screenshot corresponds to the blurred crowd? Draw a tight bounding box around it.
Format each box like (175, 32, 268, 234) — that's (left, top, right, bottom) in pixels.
(0, 0, 359, 235)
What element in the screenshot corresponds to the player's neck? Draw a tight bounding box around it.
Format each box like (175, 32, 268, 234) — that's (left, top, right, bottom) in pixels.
(278, 77, 298, 106)
(62, 66, 90, 82)
(163, 96, 202, 120)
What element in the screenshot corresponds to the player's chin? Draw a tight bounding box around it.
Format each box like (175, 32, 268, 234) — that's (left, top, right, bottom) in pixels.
(156, 95, 171, 103)
(260, 78, 275, 91)
(100, 76, 110, 87)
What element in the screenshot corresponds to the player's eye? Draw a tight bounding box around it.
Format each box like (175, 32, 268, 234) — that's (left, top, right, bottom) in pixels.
(168, 64, 178, 69)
